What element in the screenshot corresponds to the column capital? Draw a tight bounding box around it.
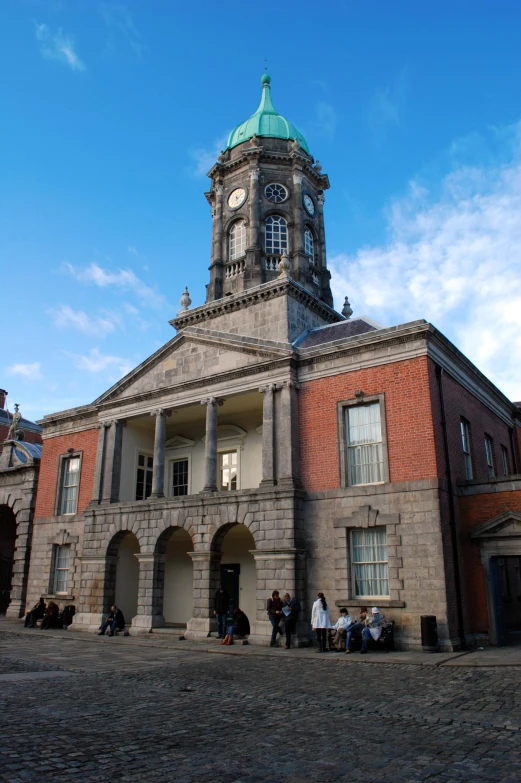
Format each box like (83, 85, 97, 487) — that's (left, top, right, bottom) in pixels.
(150, 408, 172, 418)
(249, 168, 260, 181)
(200, 397, 224, 407)
(292, 173, 303, 185)
(187, 551, 222, 563)
(259, 383, 279, 394)
(283, 380, 301, 391)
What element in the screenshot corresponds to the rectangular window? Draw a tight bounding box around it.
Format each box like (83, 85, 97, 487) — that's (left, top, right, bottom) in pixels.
(135, 453, 153, 500)
(219, 451, 237, 491)
(460, 419, 473, 480)
(351, 528, 389, 598)
(501, 445, 509, 476)
(345, 402, 383, 486)
(53, 544, 71, 594)
(171, 458, 189, 497)
(61, 457, 80, 515)
(484, 436, 495, 478)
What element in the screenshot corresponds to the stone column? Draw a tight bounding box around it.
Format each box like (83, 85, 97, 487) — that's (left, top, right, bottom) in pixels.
(276, 381, 301, 488)
(150, 409, 167, 499)
(5, 503, 34, 618)
(201, 397, 222, 492)
(259, 384, 277, 486)
(249, 548, 309, 647)
(92, 422, 109, 503)
(130, 553, 165, 634)
(184, 551, 222, 640)
(70, 555, 111, 632)
(101, 419, 124, 504)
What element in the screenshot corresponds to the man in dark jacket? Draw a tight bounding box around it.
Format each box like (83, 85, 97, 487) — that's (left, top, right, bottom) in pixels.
(214, 584, 230, 639)
(24, 597, 46, 628)
(98, 605, 125, 636)
(267, 590, 284, 646)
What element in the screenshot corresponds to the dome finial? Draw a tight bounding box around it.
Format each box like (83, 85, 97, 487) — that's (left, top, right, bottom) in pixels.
(261, 69, 271, 85)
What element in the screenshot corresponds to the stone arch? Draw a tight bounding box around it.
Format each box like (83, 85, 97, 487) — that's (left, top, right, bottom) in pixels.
(211, 521, 257, 622)
(0, 505, 17, 614)
(0, 487, 35, 618)
(153, 526, 193, 626)
(104, 530, 140, 622)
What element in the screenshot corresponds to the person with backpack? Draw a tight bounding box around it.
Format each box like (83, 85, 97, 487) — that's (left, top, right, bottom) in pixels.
(311, 592, 331, 653)
(282, 592, 300, 649)
(266, 590, 284, 647)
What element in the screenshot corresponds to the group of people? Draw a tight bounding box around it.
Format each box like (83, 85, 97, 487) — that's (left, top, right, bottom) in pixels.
(215, 586, 387, 652)
(24, 598, 75, 629)
(313, 597, 387, 653)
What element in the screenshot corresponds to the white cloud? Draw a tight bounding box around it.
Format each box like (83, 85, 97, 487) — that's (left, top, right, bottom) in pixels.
(330, 122, 521, 401)
(35, 22, 86, 72)
(189, 134, 229, 178)
(48, 304, 120, 337)
(64, 262, 165, 308)
(63, 347, 133, 377)
(315, 101, 337, 138)
(7, 362, 43, 381)
(100, 3, 146, 57)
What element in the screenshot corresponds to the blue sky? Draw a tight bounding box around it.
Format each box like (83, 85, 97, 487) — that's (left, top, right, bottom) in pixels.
(2, 1, 521, 420)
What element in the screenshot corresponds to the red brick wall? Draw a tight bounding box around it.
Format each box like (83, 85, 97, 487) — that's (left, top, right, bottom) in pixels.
(435, 371, 515, 484)
(0, 423, 42, 445)
(299, 355, 439, 491)
(34, 429, 98, 517)
(458, 491, 521, 633)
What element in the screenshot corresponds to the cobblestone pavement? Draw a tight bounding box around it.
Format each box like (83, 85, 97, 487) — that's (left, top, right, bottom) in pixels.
(1, 629, 520, 783)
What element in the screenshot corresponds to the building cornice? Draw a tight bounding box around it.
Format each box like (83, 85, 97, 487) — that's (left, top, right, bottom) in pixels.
(171, 276, 343, 331)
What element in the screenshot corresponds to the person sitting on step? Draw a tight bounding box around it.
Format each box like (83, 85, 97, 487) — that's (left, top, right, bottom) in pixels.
(98, 605, 125, 637)
(40, 601, 60, 630)
(24, 597, 46, 628)
(330, 607, 354, 651)
(359, 607, 387, 654)
(222, 607, 250, 645)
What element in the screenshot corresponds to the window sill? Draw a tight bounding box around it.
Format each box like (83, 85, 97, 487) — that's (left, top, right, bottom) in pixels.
(45, 594, 75, 602)
(347, 481, 386, 489)
(335, 599, 405, 608)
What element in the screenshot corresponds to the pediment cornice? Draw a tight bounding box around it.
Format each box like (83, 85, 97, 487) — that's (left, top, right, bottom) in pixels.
(470, 510, 521, 539)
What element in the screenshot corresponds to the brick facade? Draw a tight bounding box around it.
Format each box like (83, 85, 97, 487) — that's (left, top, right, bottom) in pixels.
(34, 429, 98, 518)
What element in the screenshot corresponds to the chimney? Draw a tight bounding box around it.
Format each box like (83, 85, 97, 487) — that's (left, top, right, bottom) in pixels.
(0, 389, 6, 410)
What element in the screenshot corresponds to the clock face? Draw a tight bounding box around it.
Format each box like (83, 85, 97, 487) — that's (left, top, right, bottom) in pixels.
(303, 194, 315, 216)
(227, 187, 247, 209)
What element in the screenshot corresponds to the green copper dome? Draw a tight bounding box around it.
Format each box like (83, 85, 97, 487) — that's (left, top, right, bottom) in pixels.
(226, 74, 310, 154)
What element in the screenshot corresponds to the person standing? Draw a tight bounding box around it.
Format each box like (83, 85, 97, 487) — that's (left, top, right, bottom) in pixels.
(282, 593, 300, 649)
(214, 583, 230, 640)
(311, 592, 331, 653)
(267, 590, 284, 647)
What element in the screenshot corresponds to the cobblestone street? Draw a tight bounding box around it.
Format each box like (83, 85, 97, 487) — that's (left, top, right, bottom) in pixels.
(1, 627, 520, 783)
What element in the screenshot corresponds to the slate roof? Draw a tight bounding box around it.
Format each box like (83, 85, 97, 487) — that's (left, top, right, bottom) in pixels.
(296, 317, 380, 349)
(0, 409, 42, 434)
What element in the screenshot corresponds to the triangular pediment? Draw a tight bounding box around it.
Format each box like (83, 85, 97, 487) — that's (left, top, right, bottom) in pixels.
(470, 511, 521, 539)
(95, 327, 293, 404)
(165, 435, 195, 449)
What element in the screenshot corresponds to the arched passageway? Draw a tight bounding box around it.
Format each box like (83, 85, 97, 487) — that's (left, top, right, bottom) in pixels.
(155, 527, 193, 626)
(105, 531, 140, 623)
(214, 524, 256, 622)
(0, 506, 17, 615)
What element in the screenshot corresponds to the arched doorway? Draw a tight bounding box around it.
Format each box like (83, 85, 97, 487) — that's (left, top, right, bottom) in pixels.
(0, 506, 17, 615)
(105, 531, 140, 624)
(156, 527, 193, 626)
(214, 524, 256, 622)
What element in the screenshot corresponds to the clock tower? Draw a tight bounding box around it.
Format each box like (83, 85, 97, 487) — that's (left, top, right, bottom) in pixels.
(204, 73, 333, 308)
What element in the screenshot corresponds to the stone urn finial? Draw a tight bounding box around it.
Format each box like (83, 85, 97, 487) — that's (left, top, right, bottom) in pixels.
(342, 296, 353, 319)
(278, 250, 291, 278)
(179, 286, 192, 313)
(315, 160, 322, 173)
(217, 151, 225, 164)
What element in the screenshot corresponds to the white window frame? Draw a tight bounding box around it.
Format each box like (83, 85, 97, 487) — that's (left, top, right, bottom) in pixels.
(460, 419, 473, 480)
(304, 228, 314, 262)
(350, 528, 389, 599)
(345, 402, 384, 486)
(264, 183, 288, 203)
(265, 215, 288, 255)
(169, 454, 191, 497)
(229, 220, 247, 261)
(135, 450, 154, 501)
(218, 449, 239, 492)
(58, 455, 81, 515)
(501, 445, 509, 476)
(53, 544, 71, 595)
(484, 435, 495, 478)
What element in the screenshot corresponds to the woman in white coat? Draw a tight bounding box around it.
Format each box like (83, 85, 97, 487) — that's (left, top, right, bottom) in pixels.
(311, 592, 331, 653)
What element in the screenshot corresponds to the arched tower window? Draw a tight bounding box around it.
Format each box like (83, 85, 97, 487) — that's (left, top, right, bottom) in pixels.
(265, 216, 288, 255)
(304, 229, 314, 262)
(229, 221, 247, 261)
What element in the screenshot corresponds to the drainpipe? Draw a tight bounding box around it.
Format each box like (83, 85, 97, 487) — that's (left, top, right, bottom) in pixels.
(435, 365, 467, 651)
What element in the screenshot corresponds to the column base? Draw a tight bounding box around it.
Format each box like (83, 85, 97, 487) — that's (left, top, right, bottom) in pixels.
(6, 600, 25, 619)
(184, 616, 215, 640)
(128, 614, 165, 635)
(69, 612, 104, 633)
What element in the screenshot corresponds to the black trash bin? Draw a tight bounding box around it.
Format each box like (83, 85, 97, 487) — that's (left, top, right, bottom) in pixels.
(421, 615, 438, 652)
